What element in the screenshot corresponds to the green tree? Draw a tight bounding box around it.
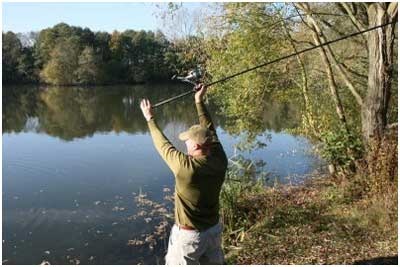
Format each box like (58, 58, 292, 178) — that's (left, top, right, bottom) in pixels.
(94, 31, 111, 61)
(34, 23, 74, 67)
(40, 37, 80, 85)
(3, 32, 23, 83)
(75, 46, 102, 85)
(17, 47, 37, 82)
(126, 30, 148, 83)
(3, 31, 37, 83)
(4, 22, 195, 85)
(108, 30, 130, 82)
(205, 3, 290, 139)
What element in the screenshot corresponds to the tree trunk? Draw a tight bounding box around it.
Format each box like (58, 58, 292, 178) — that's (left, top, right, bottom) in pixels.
(361, 3, 397, 144)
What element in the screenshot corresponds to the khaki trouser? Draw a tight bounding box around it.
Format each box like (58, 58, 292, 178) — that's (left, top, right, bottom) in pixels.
(165, 222, 224, 265)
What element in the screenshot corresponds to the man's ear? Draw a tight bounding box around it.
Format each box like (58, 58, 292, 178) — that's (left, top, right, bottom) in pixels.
(194, 143, 202, 150)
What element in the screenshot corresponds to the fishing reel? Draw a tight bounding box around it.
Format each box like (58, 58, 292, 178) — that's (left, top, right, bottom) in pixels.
(171, 67, 203, 87)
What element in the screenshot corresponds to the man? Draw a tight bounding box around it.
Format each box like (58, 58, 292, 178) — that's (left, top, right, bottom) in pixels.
(140, 84, 228, 265)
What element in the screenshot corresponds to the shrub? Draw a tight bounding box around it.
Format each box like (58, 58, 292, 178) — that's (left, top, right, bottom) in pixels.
(320, 127, 364, 172)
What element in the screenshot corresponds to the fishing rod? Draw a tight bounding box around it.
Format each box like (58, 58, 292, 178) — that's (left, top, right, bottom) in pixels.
(152, 20, 396, 109)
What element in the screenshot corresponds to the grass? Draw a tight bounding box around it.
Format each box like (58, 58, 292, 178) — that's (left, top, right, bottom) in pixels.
(220, 128, 398, 265)
(220, 175, 397, 264)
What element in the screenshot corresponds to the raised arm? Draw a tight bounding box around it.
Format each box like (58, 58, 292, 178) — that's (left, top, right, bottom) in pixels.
(140, 99, 188, 175)
(194, 84, 219, 143)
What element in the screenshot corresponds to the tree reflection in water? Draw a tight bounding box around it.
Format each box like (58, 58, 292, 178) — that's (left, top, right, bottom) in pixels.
(3, 84, 301, 145)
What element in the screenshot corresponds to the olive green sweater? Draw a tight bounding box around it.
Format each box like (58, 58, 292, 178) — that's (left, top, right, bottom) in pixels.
(147, 101, 228, 231)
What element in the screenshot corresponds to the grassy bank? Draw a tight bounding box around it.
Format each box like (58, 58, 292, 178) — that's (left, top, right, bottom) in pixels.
(220, 175, 397, 264)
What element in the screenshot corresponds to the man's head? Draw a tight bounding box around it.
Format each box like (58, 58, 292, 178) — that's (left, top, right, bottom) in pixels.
(179, 125, 211, 156)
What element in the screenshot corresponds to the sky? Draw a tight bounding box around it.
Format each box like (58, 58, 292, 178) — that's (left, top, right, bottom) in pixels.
(2, 2, 205, 33)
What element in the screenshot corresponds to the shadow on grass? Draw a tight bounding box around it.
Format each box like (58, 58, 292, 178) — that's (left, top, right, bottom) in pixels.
(353, 255, 398, 265)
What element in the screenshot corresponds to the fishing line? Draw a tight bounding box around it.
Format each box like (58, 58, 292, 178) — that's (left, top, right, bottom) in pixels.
(153, 20, 396, 108)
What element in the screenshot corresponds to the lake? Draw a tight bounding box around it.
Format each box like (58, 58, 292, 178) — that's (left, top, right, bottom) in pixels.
(2, 84, 324, 264)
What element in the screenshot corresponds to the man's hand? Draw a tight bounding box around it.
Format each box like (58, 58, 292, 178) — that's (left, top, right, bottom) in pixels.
(140, 99, 154, 121)
(195, 84, 207, 103)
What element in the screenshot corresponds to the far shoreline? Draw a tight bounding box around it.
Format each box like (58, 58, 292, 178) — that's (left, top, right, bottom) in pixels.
(2, 80, 189, 88)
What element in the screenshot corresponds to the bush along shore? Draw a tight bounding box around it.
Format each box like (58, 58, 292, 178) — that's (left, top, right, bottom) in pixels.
(220, 130, 398, 265)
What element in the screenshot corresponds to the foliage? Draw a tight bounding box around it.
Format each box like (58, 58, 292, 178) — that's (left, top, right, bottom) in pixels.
(319, 127, 364, 170)
(204, 3, 292, 140)
(4, 23, 181, 85)
(75, 46, 102, 85)
(200, 2, 397, 173)
(220, 158, 267, 246)
(218, 154, 271, 254)
(16, 47, 37, 82)
(346, 128, 398, 199)
(164, 36, 207, 75)
(2, 32, 37, 83)
(40, 37, 80, 85)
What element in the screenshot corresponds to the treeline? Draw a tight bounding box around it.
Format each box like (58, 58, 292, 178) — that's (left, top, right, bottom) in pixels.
(2, 23, 193, 85)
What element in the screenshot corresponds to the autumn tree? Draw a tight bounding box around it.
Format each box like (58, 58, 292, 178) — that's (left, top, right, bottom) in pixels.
(294, 3, 398, 146)
(204, 3, 293, 140)
(3, 22, 184, 85)
(40, 37, 80, 85)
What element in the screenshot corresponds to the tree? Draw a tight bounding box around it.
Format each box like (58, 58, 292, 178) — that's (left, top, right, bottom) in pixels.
(295, 3, 398, 146)
(108, 30, 130, 83)
(40, 37, 80, 85)
(75, 46, 102, 85)
(94, 31, 111, 62)
(2, 32, 23, 83)
(295, 3, 350, 133)
(4, 22, 198, 85)
(126, 30, 148, 83)
(361, 3, 397, 142)
(34, 23, 74, 67)
(155, 3, 206, 41)
(17, 47, 37, 82)
(2, 31, 37, 83)
(204, 3, 291, 140)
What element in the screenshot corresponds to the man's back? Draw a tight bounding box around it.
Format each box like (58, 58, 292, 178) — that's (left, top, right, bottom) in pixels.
(174, 144, 227, 230)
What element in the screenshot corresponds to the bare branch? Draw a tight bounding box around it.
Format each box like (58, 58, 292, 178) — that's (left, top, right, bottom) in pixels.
(279, 8, 320, 139)
(298, 3, 364, 106)
(340, 62, 368, 80)
(292, 4, 313, 31)
(319, 18, 367, 49)
(291, 39, 315, 46)
(339, 3, 367, 31)
(338, 3, 369, 48)
(297, 3, 349, 129)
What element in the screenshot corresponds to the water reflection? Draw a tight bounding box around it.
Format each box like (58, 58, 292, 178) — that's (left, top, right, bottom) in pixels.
(3, 84, 300, 141)
(3, 84, 201, 140)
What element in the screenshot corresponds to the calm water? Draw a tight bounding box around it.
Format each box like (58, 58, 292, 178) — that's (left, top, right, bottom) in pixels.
(2, 84, 323, 264)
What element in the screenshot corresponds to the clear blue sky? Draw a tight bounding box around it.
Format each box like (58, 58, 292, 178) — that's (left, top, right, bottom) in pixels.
(2, 2, 205, 33)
